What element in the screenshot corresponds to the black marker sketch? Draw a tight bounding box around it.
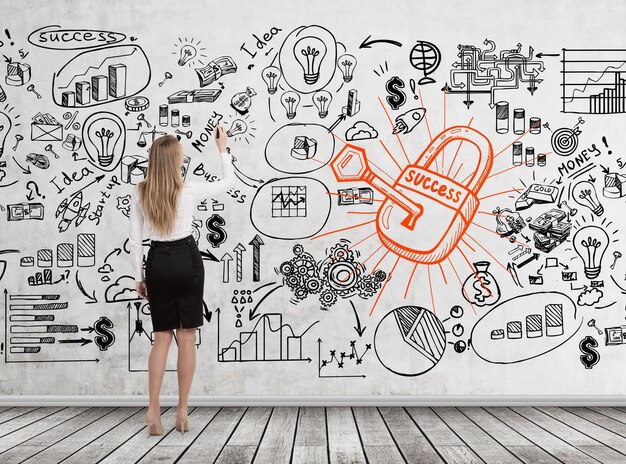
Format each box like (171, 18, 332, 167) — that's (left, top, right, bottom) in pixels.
(195, 56, 236, 87)
(157, 71, 172, 87)
(551, 119, 584, 157)
(561, 48, 626, 114)
(579, 335, 599, 368)
(168, 88, 221, 104)
(278, 241, 387, 309)
(337, 187, 374, 205)
(318, 338, 369, 378)
(529, 208, 571, 253)
(5, 57, 31, 87)
(12, 134, 23, 151)
(172, 36, 206, 67)
(262, 65, 282, 94)
(90, 316, 115, 350)
(62, 133, 82, 151)
(345, 121, 377, 141)
(342, 89, 360, 116)
(603, 172, 626, 198)
(280, 90, 300, 119)
(391, 107, 426, 134)
(515, 183, 558, 210)
(25, 153, 50, 169)
(26, 83, 42, 99)
(312, 89, 332, 118)
(52, 44, 151, 108)
(249, 234, 264, 282)
(495, 101, 509, 133)
(28, 26, 126, 50)
(470, 291, 583, 364)
(7, 202, 44, 221)
(216, 305, 318, 362)
(610, 251, 622, 269)
(124, 95, 149, 112)
(374, 305, 446, 376)
(271, 185, 306, 217)
(572, 180, 604, 216)
(573, 225, 609, 279)
(31, 112, 62, 142)
(233, 243, 245, 282)
(82, 111, 125, 171)
(461, 261, 501, 307)
(409, 41, 440, 85)
(206, 213, 227, 248)
(335, 52, 357, 85)
(278, 25, 337, 93)
(442, 40, 544, 108)
(385, 76, 406, 110)
(220, 252, 232, 283)
(231, 86, 256, 115)
(265, 123, 335, 174)
(577, 287, 603, 306)
(250, 177, 331, 240)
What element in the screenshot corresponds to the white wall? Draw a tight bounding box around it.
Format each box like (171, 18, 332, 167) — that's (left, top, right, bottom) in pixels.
(1, 0, 626, 402)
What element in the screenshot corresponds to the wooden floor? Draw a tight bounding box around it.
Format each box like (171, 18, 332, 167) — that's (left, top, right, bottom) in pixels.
(2, 406, 626, 463)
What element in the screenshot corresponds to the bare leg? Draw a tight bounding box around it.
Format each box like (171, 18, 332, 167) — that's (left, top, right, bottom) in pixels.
(147, 330, 173, 418)
(176, 327, 197, 415)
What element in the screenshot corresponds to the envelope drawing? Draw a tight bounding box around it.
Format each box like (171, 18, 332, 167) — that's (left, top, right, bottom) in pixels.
(31, 122, 63, 142)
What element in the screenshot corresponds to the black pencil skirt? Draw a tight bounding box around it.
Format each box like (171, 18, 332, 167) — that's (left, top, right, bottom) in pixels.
(145, 234, 204, 331)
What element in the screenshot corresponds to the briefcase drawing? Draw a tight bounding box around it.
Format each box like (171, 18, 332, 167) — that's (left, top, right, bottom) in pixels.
(31, 122, 63, 141)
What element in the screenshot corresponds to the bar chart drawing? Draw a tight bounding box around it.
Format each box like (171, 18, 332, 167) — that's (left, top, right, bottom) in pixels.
(216, 308, 319, 363)
(561, 48, 626, 114)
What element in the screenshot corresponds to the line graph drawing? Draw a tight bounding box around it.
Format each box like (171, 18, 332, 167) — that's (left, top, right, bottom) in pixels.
(561, 48, 626, 114)
(271, 185, 307, 217)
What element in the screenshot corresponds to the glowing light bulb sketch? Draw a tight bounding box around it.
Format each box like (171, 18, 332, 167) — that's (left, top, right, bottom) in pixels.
(172, 37, 206, 68)
(312, 90, 332, 118)
(226, 119, 247, 137)
(337, 54, 357, 82)
(281, 91, 301, 119)
(82, 112, 126, 171)
(261, 66, 282, 94)
(573, 226, 609, 279)
(294, 36, 327, 84)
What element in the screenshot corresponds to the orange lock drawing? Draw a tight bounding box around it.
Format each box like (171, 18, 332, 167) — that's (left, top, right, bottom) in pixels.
(331, 125, 493, 264)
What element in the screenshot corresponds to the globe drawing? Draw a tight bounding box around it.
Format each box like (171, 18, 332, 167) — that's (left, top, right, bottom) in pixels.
(409, 41, 441, 85)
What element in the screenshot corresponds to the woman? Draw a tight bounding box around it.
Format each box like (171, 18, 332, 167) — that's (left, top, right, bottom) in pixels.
(128, 125, 235, 436)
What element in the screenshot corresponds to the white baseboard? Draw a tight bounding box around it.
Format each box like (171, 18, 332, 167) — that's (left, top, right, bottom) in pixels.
(1, 395, 626, 407)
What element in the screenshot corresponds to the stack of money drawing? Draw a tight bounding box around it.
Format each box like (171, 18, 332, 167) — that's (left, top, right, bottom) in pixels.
(195, 56, 237, 87)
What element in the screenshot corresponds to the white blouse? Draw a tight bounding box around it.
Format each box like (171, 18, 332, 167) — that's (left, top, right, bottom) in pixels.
(128, 152, 236, 281)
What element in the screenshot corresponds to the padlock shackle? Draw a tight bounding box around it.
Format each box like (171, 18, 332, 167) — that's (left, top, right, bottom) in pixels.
(415, 126, 493, 193)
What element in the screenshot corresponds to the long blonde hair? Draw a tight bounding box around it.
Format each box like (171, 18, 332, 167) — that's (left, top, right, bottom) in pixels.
(137, 135, 184, 236)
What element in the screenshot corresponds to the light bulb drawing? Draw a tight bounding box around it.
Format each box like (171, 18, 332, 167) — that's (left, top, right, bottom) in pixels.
(281, 91, 301, 119)
(572, 181, 604, 216)
(573, 226, 609, 279)
(0, 110, 12, 158)
(227, 119, 248, 137)
(83, 112, 126, 171)
(337, 54, 357, 82)
(312, 90, 332, 118)
(261, 66, 282, 94)
(172, 37, 206, 68)
(178, 44, 197, 66)
(294, 36, 327, 84)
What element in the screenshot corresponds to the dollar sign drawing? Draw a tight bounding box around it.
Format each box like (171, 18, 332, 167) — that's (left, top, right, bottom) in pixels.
(473, 276, 492, 303)
(206, 214, 227, 248)
(385, 76, 406, 110)
(579, 335, 600, 369)
(94, 317, 115, 351)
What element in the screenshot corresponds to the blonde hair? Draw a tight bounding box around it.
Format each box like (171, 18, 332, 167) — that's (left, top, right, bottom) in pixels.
(137, 135, 184, 236)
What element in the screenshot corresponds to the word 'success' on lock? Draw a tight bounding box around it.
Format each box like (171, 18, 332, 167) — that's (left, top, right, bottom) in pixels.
(331, 125, 493, 265)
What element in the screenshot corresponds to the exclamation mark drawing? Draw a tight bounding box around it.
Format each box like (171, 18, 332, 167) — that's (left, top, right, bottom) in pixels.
(602, 136, 612, 155)
(1, 342, 4, 355)
(5, 29, 13, 46)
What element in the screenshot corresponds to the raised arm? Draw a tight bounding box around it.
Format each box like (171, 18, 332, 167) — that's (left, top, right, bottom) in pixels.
(190, 123, 238, 201)
(128, 185, 146, 282)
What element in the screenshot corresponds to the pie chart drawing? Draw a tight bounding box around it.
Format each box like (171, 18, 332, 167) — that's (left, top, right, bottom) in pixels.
(374, 305, 446, 376)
